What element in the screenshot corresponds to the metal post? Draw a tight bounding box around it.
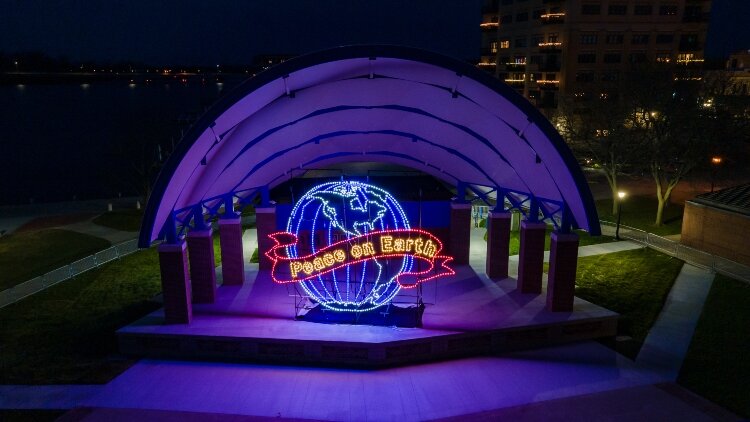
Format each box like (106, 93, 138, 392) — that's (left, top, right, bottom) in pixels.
(615, 201, 623, 240)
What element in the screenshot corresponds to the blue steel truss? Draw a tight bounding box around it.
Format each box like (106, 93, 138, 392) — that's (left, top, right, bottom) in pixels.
(160, 180, 575, 243)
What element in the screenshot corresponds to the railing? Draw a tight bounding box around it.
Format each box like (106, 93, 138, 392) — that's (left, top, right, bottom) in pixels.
(0, 239, 140, 309)
(599, 221, 750, 284)
(5, 218, 748, 309)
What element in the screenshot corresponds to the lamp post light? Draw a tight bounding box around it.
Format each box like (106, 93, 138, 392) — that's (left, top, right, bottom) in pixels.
(615, 191, 627, 240)
(710, 156, 722, 193)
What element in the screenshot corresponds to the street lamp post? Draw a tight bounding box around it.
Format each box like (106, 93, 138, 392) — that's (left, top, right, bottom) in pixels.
(615, 191, 626, 240)
(710, 156, 722, 193)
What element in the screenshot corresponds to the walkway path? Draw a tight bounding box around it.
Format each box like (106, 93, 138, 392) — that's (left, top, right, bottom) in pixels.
(0, 385, 103, 410)
(0, 228, 725, 419)
(637, 263, 715, 379)
(59, 219, 138, 245)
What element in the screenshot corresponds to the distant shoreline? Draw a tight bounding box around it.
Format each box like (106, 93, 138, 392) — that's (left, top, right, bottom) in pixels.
(0, 72, 241, 85)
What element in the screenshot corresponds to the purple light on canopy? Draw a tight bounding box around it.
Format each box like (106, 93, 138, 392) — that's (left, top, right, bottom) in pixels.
(140, 45, 599, 247)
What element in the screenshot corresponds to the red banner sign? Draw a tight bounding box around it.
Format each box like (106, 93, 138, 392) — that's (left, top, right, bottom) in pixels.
(266, 228, 454, 288)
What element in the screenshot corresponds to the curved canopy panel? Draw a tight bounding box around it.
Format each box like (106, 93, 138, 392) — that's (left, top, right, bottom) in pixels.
(140, 45, 599, 247)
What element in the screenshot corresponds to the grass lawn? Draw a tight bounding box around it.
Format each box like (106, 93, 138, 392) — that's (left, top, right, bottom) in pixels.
(484, 223, 616, 255)
(678, 274, 750, 418)
(0, 225, 255, 384)
(574, 248, 684, 357)
(0, 229, 111, 291)
(0, 248, 163, 384)
(92, 209, 143, 232)
(596, 196, 684, 237)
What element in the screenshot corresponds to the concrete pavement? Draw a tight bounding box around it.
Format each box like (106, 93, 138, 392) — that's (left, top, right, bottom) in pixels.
(1, 228, 728, 420)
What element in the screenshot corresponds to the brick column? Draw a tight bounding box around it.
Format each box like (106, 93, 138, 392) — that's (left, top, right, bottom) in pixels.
(187, 229, 217, 303)
(547, 231, 580, 312)
(449, 202, 472, 265)
(517, 220, 547, 294)
(256, 207, 277, 270)
(218, 217, 245, 285)
(486, 211, 511, 279)
(157, 241, 192, 324)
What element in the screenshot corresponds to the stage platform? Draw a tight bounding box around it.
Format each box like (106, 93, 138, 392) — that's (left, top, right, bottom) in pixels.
(118, 263, 618, 368)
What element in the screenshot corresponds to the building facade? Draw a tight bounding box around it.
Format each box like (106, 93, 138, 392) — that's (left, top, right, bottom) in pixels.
(726, 49, 750, 95)
(480, 0, 711, 108)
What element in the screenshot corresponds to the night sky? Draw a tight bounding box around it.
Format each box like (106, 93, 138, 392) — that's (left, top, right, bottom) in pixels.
(0, 0, 747, 64)
(0, 0, 482, 65)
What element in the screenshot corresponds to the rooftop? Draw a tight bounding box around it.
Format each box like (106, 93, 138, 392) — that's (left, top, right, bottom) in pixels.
(691, 184, 750, 216)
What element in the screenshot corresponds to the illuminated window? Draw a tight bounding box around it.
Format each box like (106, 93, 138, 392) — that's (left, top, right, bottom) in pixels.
(490, 41, 499, 53)
(500, 40, 510, 49)
(608, 4, 627, 15)
(677, 53, 695, 62)
(656, 52, 671, 63)
(634, 4, 652, 15)
(581, 33, 598, 44)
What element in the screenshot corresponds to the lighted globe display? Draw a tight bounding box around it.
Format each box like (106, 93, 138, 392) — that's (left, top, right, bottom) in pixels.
(285, 181, 413, 312)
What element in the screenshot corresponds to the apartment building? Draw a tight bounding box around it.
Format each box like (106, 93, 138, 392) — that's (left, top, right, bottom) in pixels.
(479, 0, 711, 108)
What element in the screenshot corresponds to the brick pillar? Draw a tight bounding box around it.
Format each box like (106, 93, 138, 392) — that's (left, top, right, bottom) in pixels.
(449, 202, 472, 265)
(547, 231, 580, 312)
(218, 217, 245, 285)
(517, 220, 547, 294)
(158, 241, 192, 324)
(486, 211, 511, 279)
(256, 207, 277, 270)
(187, 229, 217, 303)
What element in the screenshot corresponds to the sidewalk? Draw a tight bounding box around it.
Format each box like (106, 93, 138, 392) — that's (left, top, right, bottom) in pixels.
(1, 228, 725, 420)
(637, 264, 716, 379)
(59, 219, 138, 245)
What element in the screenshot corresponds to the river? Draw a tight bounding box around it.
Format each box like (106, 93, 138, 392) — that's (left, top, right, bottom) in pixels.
(0, 76, 245, 206)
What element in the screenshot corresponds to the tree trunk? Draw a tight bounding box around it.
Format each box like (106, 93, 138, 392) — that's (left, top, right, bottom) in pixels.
(653, 165, 664, 227)
(655, 195, 665, 227)
(604, 167, 619, 216)
(611, 183, 619, 216)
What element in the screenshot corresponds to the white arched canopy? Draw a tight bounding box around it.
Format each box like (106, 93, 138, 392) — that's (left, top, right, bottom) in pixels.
(140, 45, 599, 247)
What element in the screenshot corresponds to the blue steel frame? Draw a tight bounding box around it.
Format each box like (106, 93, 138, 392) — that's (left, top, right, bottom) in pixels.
(141, 45, 600, 247)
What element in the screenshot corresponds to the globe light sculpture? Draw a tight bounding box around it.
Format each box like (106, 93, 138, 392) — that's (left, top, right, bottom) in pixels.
(267, 181, 453, 312)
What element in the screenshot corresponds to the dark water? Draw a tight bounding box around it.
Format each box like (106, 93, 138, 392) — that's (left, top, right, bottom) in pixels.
(0, 77, 244, 206)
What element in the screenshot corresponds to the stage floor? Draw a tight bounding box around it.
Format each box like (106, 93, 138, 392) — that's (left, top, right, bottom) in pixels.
(118, 263, 618, 367)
